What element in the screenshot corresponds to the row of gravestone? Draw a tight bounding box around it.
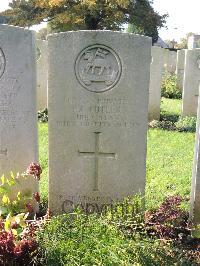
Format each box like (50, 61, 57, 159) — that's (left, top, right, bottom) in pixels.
(149, 47, 200, 121)
(0, 25, 200, 226)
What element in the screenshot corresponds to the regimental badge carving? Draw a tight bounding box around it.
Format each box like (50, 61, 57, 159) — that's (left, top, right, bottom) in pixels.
(197, 56, 200, 69)
(0, 48, 6, 79)
(75, 45, 122, 93)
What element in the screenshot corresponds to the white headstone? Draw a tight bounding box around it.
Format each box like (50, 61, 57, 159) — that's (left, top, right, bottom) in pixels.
(163, 49, 177, 73)
(176, 49, 186, 92)
(148, 46, 163, 121)
(48, 31, 151, 214)
(162, 49, 169, 74)
(0, 25, 38, 194)
(182, 49, 200, 117)
(36, 39, 48, 110)
(190, 91, 200, 226)
(188, 35, 200, 50)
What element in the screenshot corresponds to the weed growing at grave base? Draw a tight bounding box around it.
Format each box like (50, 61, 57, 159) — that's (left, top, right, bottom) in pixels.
(35, 196, 199, 265)
(161, 73, 182, 99)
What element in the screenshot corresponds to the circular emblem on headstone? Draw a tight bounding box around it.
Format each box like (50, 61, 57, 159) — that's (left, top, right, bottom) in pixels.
(75, 45, 122, 93)
(0, 48, 6, 79)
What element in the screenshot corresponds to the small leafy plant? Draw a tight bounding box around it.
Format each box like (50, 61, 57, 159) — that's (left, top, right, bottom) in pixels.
(149, 116, 197, 132)
(161, 73, 182, 99)
(0, 163, 42, 218)
(175, 117, 197, 132)
(0, 163, 44, 265)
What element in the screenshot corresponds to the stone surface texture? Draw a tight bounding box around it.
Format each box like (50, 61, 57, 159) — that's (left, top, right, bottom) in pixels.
(190, 92, 200, 225)
(48, 31, 151, 214)
(36, 39, 48, 110)
(176, 49, 186, 92)
(163, 49, 177, 73)
(182, 49, 200, 117)
(148, 46, 163, 121)
(0, 25, 38, 195)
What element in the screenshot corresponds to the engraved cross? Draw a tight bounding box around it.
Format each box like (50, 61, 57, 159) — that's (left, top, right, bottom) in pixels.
(78, 132, 116, 191)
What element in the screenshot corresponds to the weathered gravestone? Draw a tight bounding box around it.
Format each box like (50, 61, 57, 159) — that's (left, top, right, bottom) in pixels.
(148, 46, 163, 121)
(0, 25, 38, 195)
(36, 39, 48, 110)
(188, 35, 200, 50)
(48, 31, 151, 214)
(182, 49, 200, 117)
(176, 49, 186, 92)
(190, 91, 200, 227)
(163, 49, 177, 74)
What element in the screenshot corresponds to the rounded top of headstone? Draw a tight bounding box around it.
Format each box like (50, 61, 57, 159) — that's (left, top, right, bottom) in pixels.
(75, 44, 122, 93)
(0, 48, 6, 79)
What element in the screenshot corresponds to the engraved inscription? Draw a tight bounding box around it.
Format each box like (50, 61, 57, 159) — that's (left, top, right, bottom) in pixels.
(75, 45, 122, 92)
(79, 132, 116, 191)
(0, 48, 6, 79)
(56, 97, 138, 129)
(0, 149, 7, 156)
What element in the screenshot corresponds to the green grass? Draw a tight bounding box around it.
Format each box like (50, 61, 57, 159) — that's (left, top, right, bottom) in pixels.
(36, 213, 182, 265)
(160, 97, 182, 116)
(38, 123, 48, 200)
(38, 98, 196, 210)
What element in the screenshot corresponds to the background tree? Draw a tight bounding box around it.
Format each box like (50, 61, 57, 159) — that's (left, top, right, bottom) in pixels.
(2, 0, 167, 42)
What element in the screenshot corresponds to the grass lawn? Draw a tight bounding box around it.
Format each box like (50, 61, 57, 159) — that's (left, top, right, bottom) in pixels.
(39, 98, 196, 210)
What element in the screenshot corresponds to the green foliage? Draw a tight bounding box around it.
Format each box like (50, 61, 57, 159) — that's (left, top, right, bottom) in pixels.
(175, 117, 197, 132)
(127, 0, 168, 43)
(2, 0, 167, 41)
(2, 212, 29, 238)
(149, 98, 197, 133)
(36, 205, 179, 265)
(0, 173, 32, 217)
(161, 73, 182, 99)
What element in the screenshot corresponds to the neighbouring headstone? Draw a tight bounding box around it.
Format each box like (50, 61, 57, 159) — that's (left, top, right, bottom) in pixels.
(36, 39, 48, 110)
(163, 49, 177, 74)
(162, 48, 169, 74)
(190, 90, 200, 228)
(148, 46, 163, 121)
(182, 49, 200, 117)
(48, 31, 151, 214)
(176, 49, 186, 91)
(188, 35, 200, 50)
(168, 51, 177, 73)
(0, 25, 38, 195)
